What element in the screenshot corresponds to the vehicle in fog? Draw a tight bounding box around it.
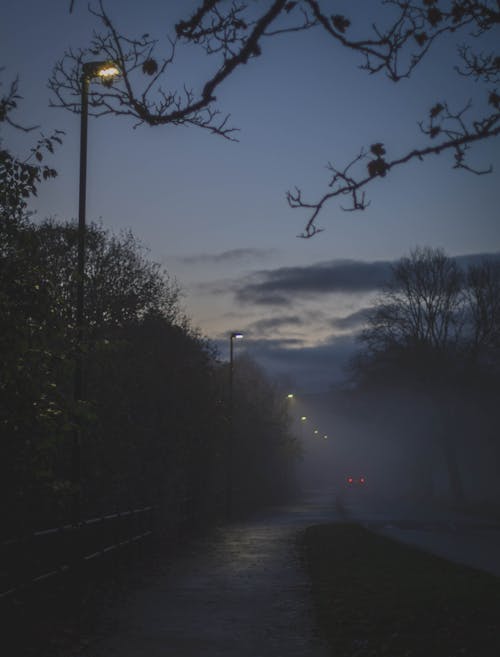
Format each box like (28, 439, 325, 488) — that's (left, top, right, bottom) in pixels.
(345, 475, 367, 487)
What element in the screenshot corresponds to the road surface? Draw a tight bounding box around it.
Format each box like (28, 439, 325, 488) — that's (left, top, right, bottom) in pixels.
(81, 491, 337, 657)
(79, 488, 500, 657)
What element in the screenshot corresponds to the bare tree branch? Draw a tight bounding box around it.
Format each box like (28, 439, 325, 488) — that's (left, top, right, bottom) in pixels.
(289, 97, 500, 238)
(55, 1, 500, 235)
(51, 0, 290, 138)
(0, 77, 38, 132)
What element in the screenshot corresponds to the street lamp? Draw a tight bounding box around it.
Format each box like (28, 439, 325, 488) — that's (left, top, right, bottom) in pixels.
(73, 60, 120, 525)
(227, 332, 243, 519)
(229, 332, 244, 413)
(76, 61, 120, 376)
(300, 415, 307, 440)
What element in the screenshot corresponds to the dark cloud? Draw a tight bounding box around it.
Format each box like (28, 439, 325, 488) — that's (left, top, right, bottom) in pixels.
(177, 248, 276, 266)
(235, 259, 393, 305)
(248, 315, 304, 334)
(243, 292, 292, 306)
(209, 251, 500, 391)
(330, 307, 372, 331)
(213, 333, 359, 392)
(234, 252, 500, 306)
(246, 334, 360, 392)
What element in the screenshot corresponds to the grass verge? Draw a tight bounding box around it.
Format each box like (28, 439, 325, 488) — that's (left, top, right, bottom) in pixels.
(299, 523, 500, 657)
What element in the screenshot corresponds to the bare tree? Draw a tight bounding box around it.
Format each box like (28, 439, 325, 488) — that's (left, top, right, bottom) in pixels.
(52, 1, 500, 235)
(466, 259, 500, 359)
(361, 246, 464, 361)
(357, 247, 469, 506)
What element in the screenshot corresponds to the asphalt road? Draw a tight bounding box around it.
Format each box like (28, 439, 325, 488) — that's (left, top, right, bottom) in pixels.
(78, 488, 499, 657)
(81, 491, 337, 657)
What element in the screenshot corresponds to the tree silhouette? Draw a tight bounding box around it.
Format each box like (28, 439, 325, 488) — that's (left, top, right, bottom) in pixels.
(466, 259, 500, 364)
(361, 246, 464, 365)
(352, 247, 500, 507)
(1, 76, 62, 222)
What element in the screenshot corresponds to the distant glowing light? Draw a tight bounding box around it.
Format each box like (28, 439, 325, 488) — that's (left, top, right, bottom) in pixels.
(347, 476, 354, 484)
(300, 416, 307, 421)
(287, 393, 294, 399)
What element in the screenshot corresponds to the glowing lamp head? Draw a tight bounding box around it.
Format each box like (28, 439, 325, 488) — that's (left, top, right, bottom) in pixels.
(83, 60, 121, 82)
(231, 332, 244, 340)
(97, 64, 120, 79)
(287, 393, 294, 399)
(300, 416, 307, 422)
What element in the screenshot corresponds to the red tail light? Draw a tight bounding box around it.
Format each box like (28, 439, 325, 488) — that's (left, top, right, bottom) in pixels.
(359, 476, 366, 485)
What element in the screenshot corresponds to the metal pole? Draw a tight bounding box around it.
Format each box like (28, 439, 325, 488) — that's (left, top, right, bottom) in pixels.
(227, 335, 234, 520)
(72, 73, 89, 527)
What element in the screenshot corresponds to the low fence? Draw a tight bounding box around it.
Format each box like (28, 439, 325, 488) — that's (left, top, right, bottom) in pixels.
(0, 505, 156, 600)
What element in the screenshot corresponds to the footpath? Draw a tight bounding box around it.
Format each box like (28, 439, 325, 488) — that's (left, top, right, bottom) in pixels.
(80, 492, 336, 657)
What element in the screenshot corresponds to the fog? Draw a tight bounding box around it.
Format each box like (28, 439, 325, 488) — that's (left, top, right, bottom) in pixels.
(291, 386, 500, 520)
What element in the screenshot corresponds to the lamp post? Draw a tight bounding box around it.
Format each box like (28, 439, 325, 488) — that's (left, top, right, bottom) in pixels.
(72, 60, 120, 525)
(227, 332, 243, 519)
(300, 415, 307, 439)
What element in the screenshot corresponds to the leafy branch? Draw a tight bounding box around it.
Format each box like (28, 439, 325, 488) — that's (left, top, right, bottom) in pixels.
(1, 77, 63, 219)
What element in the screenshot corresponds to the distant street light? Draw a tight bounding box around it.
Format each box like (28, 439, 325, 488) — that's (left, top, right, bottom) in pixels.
(73, 60, 120, 525)
(286, 393, 294, 399)
(227, 332, 243, 519)
(300, 415, 307, 440)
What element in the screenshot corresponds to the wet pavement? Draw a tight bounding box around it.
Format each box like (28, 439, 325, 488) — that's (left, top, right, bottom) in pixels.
(82, 491, 337, 657)
(78, 489, 500, 657)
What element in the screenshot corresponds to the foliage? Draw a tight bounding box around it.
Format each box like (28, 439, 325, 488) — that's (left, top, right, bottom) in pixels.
(231, 355, 299, 511)
(0, 66, 298, 535)
(0, 76, 62, 222)
(0, 213, 298, 532)
(0, 217, 191, 529)
(0, 219, 73, 528)
(51, 1, 499, 235)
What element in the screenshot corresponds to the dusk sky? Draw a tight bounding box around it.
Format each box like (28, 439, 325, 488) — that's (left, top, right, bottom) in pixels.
(3, 0, 499, 391)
